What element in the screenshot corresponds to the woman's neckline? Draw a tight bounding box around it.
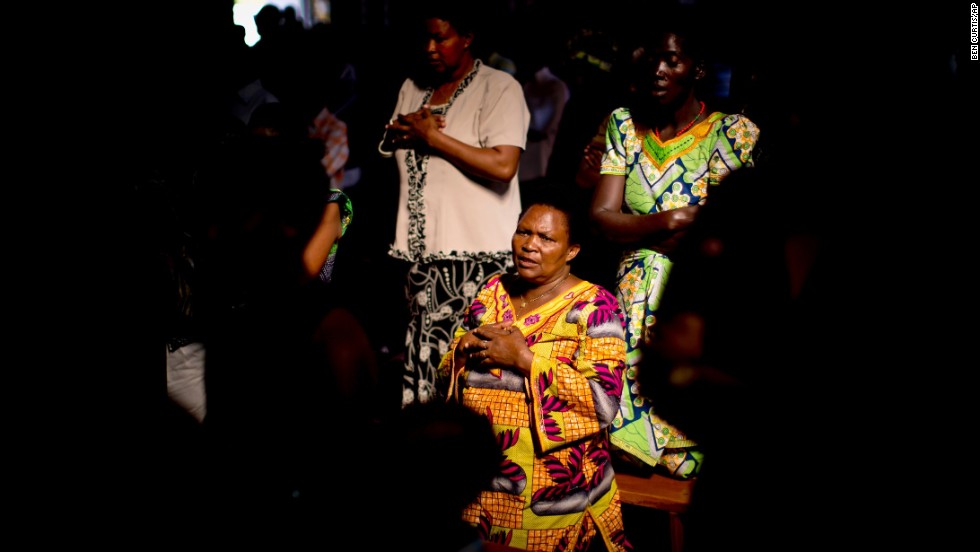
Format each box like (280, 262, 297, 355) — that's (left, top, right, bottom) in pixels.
(421, 59, 481, 111)
(654, 100, 705, 140)
(508, 275, 584, 315)
(640, 111, 717, 143)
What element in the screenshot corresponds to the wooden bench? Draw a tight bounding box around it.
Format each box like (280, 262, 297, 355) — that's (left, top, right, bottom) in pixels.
(616, 471, 696, 552)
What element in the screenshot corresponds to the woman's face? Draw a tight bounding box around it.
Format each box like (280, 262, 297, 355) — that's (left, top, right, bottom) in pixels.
(422, 18, 471, 80)
(633, 32, 700, 107)
(512, 205, 580, 284)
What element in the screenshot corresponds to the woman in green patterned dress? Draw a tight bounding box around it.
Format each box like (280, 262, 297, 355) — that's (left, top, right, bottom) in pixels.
(590, 15, 759, 477)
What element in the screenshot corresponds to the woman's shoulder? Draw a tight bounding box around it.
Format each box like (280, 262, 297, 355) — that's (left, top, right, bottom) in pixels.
(567, 281, 626, 330)
(477, 61, 519, 83)
(326, 188, 353, 224)
(712, 112, 760, 133)
(609, 106, 631, 122)
(401, 76, 424, 94)
(569, 279, 618, 305)
(600, 108, 632, 136)
(708, 112, 761, 151)
(395, 78, 425, 108)
(482, 273, 513, 291)
(326, 188, 350, 204)
(474, 62, 524, 95)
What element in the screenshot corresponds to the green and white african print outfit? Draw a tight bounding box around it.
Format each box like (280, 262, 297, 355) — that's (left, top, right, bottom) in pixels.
(599, 107, 759, 474)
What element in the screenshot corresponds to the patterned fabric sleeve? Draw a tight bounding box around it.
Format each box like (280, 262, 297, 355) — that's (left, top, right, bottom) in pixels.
(437, 276, 498, 383)
(707, 114, 760, 187)
(328, 189, 353, 237)
(528, 286, 627, 454)
(437, 308, 469, 383)
(599, 107, 629, 176)
(725, 114, 760, 166)
(317, 189, 354, 283)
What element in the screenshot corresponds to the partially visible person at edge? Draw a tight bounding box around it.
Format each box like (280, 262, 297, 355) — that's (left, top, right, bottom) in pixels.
(246, 101, 355, 285)
(439, 199, 633, 552)
(589, 11, 760, 478)
(380, 0, 530, 406)
(162, 104, 354, 426)
(191, 132, 367, 526)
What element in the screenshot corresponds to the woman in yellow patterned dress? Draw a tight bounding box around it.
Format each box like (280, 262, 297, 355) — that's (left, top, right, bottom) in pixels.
(440, 200, 632, 551)
(590, 12, 759, 477)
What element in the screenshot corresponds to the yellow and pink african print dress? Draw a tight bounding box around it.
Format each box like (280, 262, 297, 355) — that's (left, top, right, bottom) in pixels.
(600, 106, 759, 474)
(440, 275, 632, 552)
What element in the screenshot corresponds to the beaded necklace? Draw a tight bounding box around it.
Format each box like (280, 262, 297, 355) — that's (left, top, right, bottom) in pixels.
(654, 101, 705, 140)
(419, 59, 481, 113)
(519, 272, 570, 309)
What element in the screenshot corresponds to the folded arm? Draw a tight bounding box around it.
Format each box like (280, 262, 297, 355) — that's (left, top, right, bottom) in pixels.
(590, 173, 699, 253)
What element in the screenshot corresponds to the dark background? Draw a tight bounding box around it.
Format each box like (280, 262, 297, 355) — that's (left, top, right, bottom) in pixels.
(21, 0, 976, 546)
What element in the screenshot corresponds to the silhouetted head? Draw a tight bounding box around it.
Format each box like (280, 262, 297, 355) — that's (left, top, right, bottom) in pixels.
(253, 4, 281, 39)
(193, 134, 331, 306)
(382, 401, 500, 549)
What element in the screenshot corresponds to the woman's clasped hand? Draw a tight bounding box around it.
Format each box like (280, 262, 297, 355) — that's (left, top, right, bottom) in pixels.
(458, 321, 531, 375)
(383, 105, 447, 150)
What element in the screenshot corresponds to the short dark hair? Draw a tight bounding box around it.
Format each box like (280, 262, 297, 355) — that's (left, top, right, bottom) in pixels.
(518, 193, 585, 248)
(630, 3, 716, 67)
(415, 0, 482, 38)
